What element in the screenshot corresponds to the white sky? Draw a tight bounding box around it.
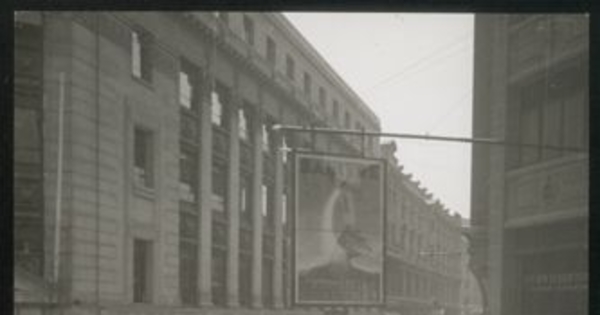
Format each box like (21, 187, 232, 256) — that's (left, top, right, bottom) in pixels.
(284, 13, 474, 218)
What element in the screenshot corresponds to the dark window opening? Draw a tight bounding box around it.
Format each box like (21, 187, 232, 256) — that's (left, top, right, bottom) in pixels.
(179, 59, 201, 112)
(285, 55, 295, 80)
(133, 239, 152, 303)
(266, 36, 276, 65)
(212, 82, 231, 128)
(243, 15, 255, 46)
(179, 145, 198, 203)
(344, 111, 351, 129)
(212, 161, 228, 212)
(134, 127, 154, 188)
(303, 72, 312, 96)
(319, 87, 326, 108)
(211, 247, 227, 306)
(262, 257, 273, 307)
(131, 28, 153, 82)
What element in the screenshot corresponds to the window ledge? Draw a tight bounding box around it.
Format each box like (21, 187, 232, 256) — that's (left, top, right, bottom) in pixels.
(133, 183, 156, 200)
(131, 74, 154, 91)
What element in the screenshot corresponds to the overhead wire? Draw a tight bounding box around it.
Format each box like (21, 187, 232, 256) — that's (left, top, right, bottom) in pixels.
(373, 41, 472, 94)
(367, 32, 472, 92)
(427, 90, 471, 134)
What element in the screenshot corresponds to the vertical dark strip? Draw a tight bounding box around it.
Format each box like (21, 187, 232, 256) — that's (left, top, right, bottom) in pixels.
(94, 13, 102, 315)
(588, 8, 598, 315)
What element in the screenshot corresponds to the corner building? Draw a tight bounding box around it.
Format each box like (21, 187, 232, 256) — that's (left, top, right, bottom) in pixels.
(14, 11, 381, 315)
(470, 14, 588, 315)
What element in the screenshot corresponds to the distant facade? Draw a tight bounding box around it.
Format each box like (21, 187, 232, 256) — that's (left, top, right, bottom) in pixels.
(470, 14, 588, 315)
(458, 220, 483, 315)
(382, 142, 464, 315)
(14, 11, 380, 315)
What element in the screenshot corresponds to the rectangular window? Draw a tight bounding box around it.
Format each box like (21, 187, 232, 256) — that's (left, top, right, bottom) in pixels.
(344, 111, 351, 129)
(262, 258, 274, 307)
(179, 71, 192, 109)
(262, 184, 274, 229)
(243, 15, 255, 46)
(332, 100, 339, 122)
(262, 184, 269, 217)
(282, 194, 287, 224)
(133, 239, 152, 303)
(212, 83, 230, 128)
(285, 55, 295, 80)
(179, 59, 200, 111)
(211, 247, 227, 306)
(238, 108, 248, 141)
(238, 252, 252, 306)
(211, 92, 223, 126)
(212, 161, 227, 211)
(262, 123, 270, 152)
(266, 36, 276, 65)
(240, 185, 247, 212)
(240, 174, 253, 223)
(319, 87, 326, 107)
(179, 145, 197, 203)
(134, 127, 154, 189)
(131, 29, 152, 82)
(179, 228, 198, 305)
(303, 72, 312, 96)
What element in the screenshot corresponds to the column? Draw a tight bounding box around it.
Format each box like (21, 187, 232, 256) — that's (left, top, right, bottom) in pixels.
(487, 14, 509, 315)
(226, 88, 241, 308)
(251, 99, 264, 308)
(272, 131, 285, 308)
(198, 53, 214, 307)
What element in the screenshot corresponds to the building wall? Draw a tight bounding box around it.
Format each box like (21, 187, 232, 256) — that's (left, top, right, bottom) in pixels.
(15, 11, 384, 315)
(15, 11, 468, 315)
(471, 14, 589, 315)
(458, 221, 483, 315)
(382, 143, 464, 315)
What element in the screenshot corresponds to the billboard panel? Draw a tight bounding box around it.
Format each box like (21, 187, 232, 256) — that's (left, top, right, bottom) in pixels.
(293, 152, 386, 306)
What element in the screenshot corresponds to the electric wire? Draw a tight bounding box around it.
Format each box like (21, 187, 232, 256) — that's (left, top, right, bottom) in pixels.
(367, 32, 472, 92)
(427, 90, 471, 134)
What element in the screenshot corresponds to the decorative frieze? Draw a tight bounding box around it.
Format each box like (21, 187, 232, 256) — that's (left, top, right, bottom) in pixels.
(506, 157, 588, 221)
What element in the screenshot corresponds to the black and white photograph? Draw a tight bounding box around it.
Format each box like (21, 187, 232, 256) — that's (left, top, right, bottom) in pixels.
(13, 10, 588, 315)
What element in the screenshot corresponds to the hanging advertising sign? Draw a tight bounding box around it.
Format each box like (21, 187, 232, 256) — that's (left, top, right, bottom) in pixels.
(293, 151, 386, 306)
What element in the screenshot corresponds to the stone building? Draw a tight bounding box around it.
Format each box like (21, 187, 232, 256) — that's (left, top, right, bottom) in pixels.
(470, 14, 588, 315)
(13, 11, 466, 315)
(14, 11, 381, 315)
(458, 219, 483, 315)
(381, 142, 464, 315)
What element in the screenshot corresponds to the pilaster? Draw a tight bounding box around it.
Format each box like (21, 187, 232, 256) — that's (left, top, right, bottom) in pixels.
(272, 131, 285, 309)
(198, 49, 214, 307)
(251, 101, 265, 309)
(226, 87, 241, 308)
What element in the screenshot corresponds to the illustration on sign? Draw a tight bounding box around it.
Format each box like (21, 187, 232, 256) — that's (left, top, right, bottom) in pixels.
(294, 152, 385, 305)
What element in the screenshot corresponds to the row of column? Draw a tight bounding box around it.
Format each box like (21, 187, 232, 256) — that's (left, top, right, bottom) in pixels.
(195, 42, 285, 309)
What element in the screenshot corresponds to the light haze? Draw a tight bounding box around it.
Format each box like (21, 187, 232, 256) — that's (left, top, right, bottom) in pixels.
(285, 13, 474, 218)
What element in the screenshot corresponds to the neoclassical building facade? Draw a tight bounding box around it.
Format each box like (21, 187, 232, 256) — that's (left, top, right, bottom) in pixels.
(14, 11, 463, 315)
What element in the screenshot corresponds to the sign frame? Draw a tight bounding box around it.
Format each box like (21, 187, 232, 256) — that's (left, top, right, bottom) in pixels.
(290, 149, 388, 308)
